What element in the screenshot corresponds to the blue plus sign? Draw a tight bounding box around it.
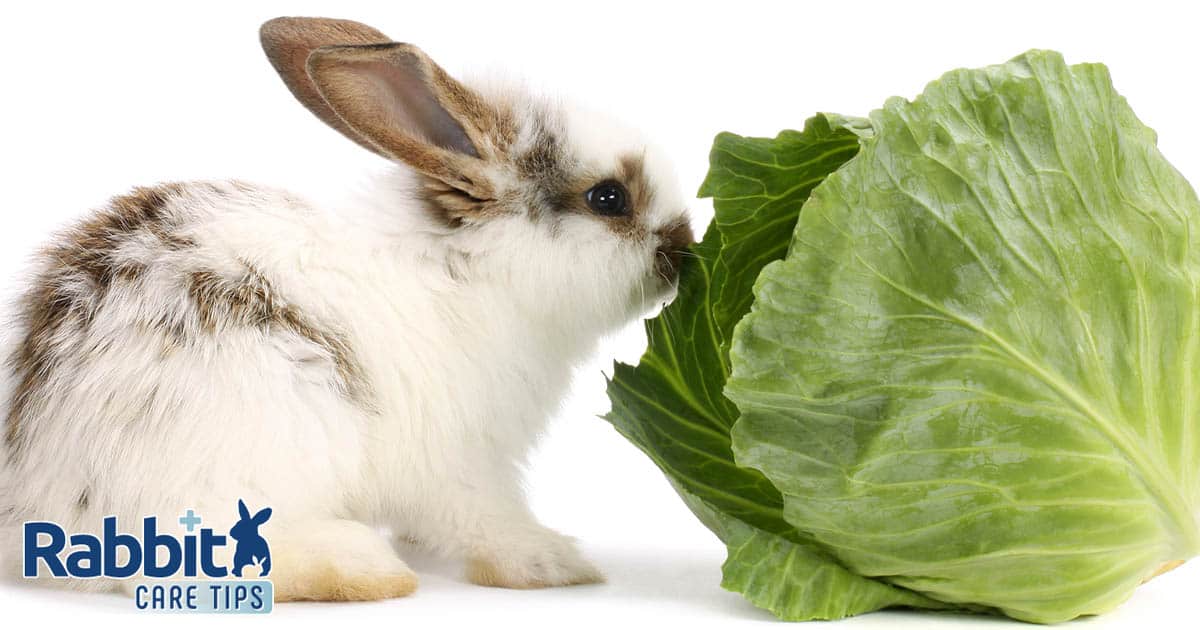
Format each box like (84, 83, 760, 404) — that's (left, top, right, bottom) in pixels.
(179, 509, 202, 532)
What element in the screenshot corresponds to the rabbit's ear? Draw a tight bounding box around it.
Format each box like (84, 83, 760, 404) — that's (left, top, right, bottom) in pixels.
(260, 17, 392, 155)
(238, 499, 251, 521)
(253, 507, 273, 525)
(303, 42, 505, 201)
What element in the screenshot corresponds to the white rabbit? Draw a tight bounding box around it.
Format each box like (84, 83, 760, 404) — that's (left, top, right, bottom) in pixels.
(0, 16, 692, 601)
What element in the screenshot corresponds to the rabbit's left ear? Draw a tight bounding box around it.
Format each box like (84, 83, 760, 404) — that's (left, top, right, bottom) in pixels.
(260, 17, 392, 155)
(261, 17, 516, 215)
(253, 507, 273, 525)
(238, 499, 251, 520)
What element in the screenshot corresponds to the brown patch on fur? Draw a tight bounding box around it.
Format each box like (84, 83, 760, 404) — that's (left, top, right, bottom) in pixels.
(76, 488, 90, 512)
(616, 154, 655, 218)
(418, 177, 497, 227)
(509, 121, 580, 226)
(516, 120, 568, 183)
(592, 153, 656, 239)
(5, 184, 191, 450)
(525, 147, 659, 240)
(7, 282, 72, 450)
(274, 563, 418, 602)
(186, 264, 375, 411)
(63, 184, 193, 285)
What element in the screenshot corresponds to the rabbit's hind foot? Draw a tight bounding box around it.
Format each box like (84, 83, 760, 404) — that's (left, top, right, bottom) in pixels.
(271, 519, 417, 602)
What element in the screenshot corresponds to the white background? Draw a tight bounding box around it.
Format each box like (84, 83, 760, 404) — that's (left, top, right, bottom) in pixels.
(2, 1, 1198, 628)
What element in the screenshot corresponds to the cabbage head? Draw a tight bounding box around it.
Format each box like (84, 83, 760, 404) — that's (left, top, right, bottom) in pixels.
(605, 51, 1199, 623)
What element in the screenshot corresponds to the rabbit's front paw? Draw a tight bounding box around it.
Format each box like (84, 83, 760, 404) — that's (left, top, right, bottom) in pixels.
(467, 529, 603, 589)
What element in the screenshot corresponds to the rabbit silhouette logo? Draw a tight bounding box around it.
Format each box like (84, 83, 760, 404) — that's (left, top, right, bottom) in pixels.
(229, 499, 272, 578)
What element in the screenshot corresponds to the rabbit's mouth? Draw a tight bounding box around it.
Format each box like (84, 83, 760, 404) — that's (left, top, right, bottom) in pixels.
(649, 245, 686, 306)
(637, 269, 679, 314)
(656, 277, 680, 306)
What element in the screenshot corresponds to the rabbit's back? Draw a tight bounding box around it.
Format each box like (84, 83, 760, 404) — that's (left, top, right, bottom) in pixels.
(0, 181, 368, 575)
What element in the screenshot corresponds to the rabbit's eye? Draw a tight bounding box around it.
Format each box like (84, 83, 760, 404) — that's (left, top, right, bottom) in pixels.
(585, 180, 629, 216)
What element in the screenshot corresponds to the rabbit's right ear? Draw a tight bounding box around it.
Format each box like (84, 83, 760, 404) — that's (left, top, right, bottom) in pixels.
(238, 499, 251, 521)
(253, 507, 273, 525)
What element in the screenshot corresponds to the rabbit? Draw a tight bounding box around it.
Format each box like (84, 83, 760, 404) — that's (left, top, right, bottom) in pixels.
(0, 16, 693, 601)
(230, 499, 273, 578)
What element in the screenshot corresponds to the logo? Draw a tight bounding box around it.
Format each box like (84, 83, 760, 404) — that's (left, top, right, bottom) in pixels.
(230, 500, 272, 578)
(23, 499, 274, 613)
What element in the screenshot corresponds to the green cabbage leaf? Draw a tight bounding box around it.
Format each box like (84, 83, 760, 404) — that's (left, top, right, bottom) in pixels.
(605, 51, 1200, 623)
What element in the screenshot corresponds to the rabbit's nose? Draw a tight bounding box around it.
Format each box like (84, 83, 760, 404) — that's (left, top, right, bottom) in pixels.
(655, 245, 683, 281)
(654, 215, 694, 281)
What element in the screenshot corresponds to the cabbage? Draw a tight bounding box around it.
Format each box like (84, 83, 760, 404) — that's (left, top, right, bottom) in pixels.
(605, 51, 1200, 623)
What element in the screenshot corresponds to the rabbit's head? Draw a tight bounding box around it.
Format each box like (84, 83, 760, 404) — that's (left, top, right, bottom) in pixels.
(261, 18, 693, 335)
(230, 499, 272, 541)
